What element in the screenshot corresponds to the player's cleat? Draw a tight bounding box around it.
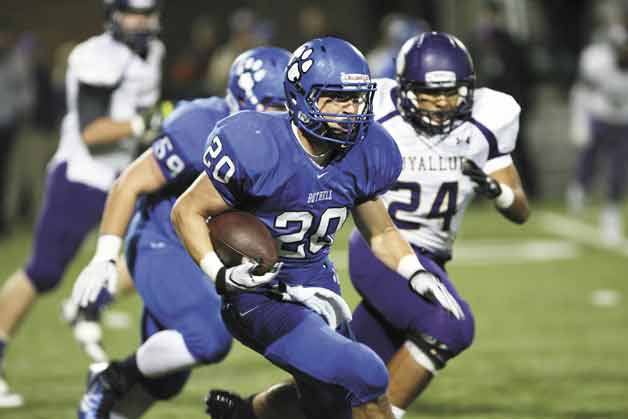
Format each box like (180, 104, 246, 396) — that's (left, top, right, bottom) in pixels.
(205, 390, 247, 419)
(566, 183, 585, 215)
(600, 205, 624, 246)
(62, 299, 109, 363)
(0, 371, 23, 408)
(78, 363, 127, 419)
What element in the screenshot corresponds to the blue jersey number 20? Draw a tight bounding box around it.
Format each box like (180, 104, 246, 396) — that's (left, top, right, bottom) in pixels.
(275, 207, 348, 259)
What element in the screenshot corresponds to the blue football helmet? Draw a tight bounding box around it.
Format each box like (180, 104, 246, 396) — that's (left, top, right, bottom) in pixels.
(284, 36, 376, 148)
(226, 46, 291, 112)
(104, 0, 161, 55)
(396, 31, 475, 135)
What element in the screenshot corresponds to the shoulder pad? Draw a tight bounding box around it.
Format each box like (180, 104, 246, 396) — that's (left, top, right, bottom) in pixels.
(580, 43, 614, 83)
(149, 38, 166, 57)
(355, 121, 402, 199)
(69, 34, 130, 86)
(472, 88, 520, 155)
(166, 96, 229, 126)
(215, 111, 281, 173)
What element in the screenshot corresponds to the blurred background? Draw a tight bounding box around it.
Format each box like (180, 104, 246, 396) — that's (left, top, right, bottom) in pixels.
(0, 1, 627, 418)
(3, 0, 628, 233)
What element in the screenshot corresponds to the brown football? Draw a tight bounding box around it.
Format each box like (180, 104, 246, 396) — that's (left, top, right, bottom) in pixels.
(208, 211, 279, 275)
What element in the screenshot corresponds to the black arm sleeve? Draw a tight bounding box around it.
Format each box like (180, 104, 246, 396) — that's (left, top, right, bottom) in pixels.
(77, 82, 115, 132)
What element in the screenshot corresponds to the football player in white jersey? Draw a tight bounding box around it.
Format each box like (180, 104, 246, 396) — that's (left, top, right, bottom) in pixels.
(347, 32, 530, 419)
(0, 0, 164, 408)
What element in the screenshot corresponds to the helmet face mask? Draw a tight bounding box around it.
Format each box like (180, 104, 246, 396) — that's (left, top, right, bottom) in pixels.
(399, 81, 473, 135)
(285, 37, 376, 150)
(105, 0, 161, 55)
(396, 32, 475, 136)
(226, 47, 291, 112)
(303, 85, 374, 147)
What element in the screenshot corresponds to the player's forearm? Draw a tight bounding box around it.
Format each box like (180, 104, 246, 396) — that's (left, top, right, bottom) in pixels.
(99, 180, 141, 238)
(82, 117, 135, 145)
(171, 195, 215, 266)
(496, 187, 530, 224)
(370, 227, 416, 272)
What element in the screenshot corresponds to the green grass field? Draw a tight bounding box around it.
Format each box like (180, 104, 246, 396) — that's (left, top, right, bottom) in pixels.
(1, 203, 627, 419)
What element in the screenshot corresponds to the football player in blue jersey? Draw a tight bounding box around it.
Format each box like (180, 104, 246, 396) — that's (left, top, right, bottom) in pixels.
(172, 36, 463, 419)
(69, 46, 291, 419)
(0, 0, 164, 408)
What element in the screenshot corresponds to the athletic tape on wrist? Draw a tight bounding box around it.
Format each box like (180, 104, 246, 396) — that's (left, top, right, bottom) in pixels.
(495, 183, 515, 209)
(94, 235, 122, 262)
(130, 115, 146, 137)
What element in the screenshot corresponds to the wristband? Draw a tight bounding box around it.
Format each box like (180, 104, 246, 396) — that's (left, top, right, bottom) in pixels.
(93, 235, 122, 262)
(397, 254, 426, 280)
(130, 114, 146, 137)
(214, 267, 228, 295)
(495, 183, 515, 209)
(200, 251, 224, 281)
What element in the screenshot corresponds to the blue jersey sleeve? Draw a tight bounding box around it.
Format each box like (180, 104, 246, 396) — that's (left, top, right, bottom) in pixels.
(202, 112, 280, 207)
(152, 98, 229, 183)
(358, 122, 402, 203)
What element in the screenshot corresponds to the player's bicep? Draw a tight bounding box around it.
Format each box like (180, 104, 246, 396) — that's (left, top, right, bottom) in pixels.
(352, 197, 397, 243)
(117, 149, 167, 195)
(177, 172, 231, 220)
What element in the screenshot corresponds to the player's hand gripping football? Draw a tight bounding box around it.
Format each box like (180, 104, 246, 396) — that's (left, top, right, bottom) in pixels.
(409, 270, 465, 320)
(71, 259, 118, 308)
(461, 158, 501, 199)
(216, 259, 283, 294)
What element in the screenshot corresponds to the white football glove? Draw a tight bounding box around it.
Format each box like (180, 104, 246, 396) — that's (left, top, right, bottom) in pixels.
(215, 260, 283, 294)
(409, 270, 465, 320)
(71, 259, 118, 308)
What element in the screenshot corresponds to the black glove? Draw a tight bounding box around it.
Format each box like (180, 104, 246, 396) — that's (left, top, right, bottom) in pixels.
(136, 100, 174, 145)
(461, 158, 501, 199)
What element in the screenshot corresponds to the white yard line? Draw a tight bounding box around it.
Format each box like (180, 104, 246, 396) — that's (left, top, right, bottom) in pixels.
(537, 211, 628, 257)
(451, 239, 580, 265)
(330, 239, 580, 269)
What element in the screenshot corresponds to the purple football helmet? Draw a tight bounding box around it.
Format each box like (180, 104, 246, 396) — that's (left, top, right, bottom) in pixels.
(396, 31, 475, 135)
(284, 36, 376, 148)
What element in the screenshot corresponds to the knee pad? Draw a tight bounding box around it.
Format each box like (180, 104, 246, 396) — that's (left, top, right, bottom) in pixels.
(406, 328, 474, 372)
(25, 262, 63, 294)
(334, 341, 389, 407)
(406, 307, 475, 370)
(139, 369, 191, 400)
(185, 326, 233, 365)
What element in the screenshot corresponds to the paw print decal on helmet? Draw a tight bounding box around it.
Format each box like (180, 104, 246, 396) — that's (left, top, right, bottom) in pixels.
(287, 46, 314, 83)
(235, 57, 267, 106)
